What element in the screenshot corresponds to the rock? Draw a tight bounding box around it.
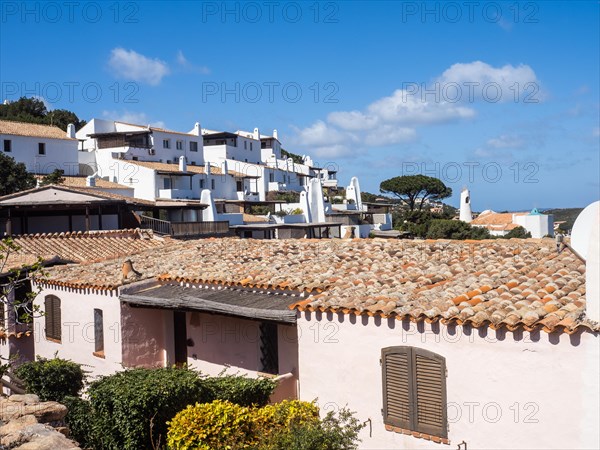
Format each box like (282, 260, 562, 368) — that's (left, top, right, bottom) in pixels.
(12, 424, 80, 450)
(0, 414, 38, 447)
(24, 402, 68, 423)
(9, 394, 40, 405)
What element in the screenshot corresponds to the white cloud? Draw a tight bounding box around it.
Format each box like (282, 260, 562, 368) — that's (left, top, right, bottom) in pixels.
(437, 61, 542, 102)
(367, 89, 475, 124)
(176, 50, 210, 75)
(291, 61, 542, 159)
(102, 110, 165, 129)
(486, 134, 525, 149)
(108, 48, 170, 86)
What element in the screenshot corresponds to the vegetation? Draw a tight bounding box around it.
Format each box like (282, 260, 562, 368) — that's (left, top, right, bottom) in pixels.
(501, 226, 531, 239)
(0, 237, 45, 324)
(0, 97, 86, 131)
(39, 169, 65, 186)
(63, 368, 277, 450)
(266, 190, 301, 203)
(166, 399, 364, 450)
(426, 219, 491, 240)
(249, 205, 271, 215)
(281, 148, 304, 164)
(0, 152, 36, 196)
(15, 357, 85, 402)
(380, 175, 452, 211)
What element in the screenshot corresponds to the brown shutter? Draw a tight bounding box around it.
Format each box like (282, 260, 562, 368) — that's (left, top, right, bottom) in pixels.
(45, 296, 61, 341)
(381, 346, 412, 429)
(413, 348, 447, 438)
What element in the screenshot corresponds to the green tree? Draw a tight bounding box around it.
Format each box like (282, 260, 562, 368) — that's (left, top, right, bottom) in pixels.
(380, 175, 452, 211)
(426, 219, 491, 240)
(0, 152, 36, 196)
(39, 169, 65, 186)
(0, 97, 86, 131)
(502, 226, 531, 239)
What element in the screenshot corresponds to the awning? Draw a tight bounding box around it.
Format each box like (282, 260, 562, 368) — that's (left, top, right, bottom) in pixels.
(120, 283, 298, 323)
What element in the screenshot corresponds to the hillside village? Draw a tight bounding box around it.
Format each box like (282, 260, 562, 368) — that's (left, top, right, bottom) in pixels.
(0, 109, 598, 449)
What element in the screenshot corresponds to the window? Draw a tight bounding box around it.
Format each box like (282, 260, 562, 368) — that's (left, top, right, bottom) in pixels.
(94, 309, 104, 356)
(250, 142, 253, 150)
(199, 179, 205, 189)
(244, 141, 247, 149)
(164, 178, 171, 189)
(44, 295, 61, 341)
(3, 139, 11, 152)
(38, 143, 46, 155)
(211, 179, 215, 190)
(236, 180, 243, 191)
(176, 140, 183, 150)
(163, 139, 170, 149)
(190, 141, 198, 152)
(259, 322, 278, 374)
(381, 347, 447, 439)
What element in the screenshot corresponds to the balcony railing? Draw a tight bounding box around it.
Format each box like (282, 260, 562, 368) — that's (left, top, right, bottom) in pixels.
(139, 214, 229, 238)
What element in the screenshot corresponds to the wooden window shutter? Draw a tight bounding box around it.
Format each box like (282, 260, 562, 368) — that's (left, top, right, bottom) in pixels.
(381, 346, 412, 430)
(44, 295, 61, 341)
(413, 348, 447, 438)
(382, 346, 447, 439)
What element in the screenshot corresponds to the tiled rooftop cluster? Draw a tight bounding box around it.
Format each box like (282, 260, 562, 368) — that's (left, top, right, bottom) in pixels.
(0, 119, 74, 140)
(39, 238, 595, 334)
(4, 229, 165, 270)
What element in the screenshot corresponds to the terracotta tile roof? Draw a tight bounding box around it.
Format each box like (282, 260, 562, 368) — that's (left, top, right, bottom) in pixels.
(124, 160, 247, 178)
(38, 238, 595, 334)
(471, 211, 527, 226)
(3, 229, 165, 271)
(34, 176, 133, 190)
(0, 120, 75, 140)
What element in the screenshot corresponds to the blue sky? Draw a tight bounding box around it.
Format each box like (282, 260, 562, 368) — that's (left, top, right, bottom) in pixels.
(1, 1, 598, 210)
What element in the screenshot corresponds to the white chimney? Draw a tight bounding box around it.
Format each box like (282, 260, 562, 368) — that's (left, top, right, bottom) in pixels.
(193, 122, 201, 136)
(221, 160, 228, 175)
(66, 123, 76, 139)
(86, 176, 96, 187)
(204, 162, 211, 175)
(273, 129, 278, 140)
(179, 155, 187, 172)
(253, 127, 260, 141)
(459, 188, 473, 223)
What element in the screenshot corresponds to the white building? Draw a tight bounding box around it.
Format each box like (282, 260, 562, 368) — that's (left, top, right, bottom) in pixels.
(0, 120, 79, 175)
(27, 227, 599, 449)
(471, 208, 554, 238)
(77, 119, 337, 206)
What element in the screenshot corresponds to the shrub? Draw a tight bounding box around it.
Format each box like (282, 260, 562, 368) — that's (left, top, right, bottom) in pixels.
(86, 367, 210, 450)
(426, 219, 491, 240)
(289, 208, 303, 215)
(502, 225, 532, 239)
(259, 407, 365, 450)
(203, 374, 276, 407)
(15, 357, 85, 402)
(250, 205, 271, 215)
(63, 396, 93, 448)
(167, 400, 253, 450)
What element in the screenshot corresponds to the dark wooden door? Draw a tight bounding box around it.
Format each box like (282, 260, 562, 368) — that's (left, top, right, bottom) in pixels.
(173, 311, 187, 367)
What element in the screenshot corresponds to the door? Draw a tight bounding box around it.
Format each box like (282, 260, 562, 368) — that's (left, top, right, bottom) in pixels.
(173, 311, 187, 367)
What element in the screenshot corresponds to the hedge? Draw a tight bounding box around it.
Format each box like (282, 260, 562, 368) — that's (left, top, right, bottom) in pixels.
(64, 367, 278, 450)
(15, 357, 85, 402)
(166, 399, 321, 450)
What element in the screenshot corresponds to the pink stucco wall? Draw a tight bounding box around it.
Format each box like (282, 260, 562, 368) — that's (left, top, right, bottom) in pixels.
(296, 311, 600, 450)
(121, 303, 167, 368)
